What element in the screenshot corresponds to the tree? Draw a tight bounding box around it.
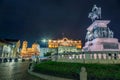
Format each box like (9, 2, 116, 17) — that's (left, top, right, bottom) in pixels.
(44, 51, 52, 57)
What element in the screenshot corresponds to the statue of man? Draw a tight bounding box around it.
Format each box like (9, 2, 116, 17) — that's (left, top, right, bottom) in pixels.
(88, 5, 101, 21)
(85, 31, 90, 41)
(102, 29, 107, 38)
(94, 30, 99, 38)
(108, 29, 114, 38)
(104, 30, 108, 37)
(110, 30, 114, 38)
(100, 28, 104, 38)
(92, 5, 99, 12)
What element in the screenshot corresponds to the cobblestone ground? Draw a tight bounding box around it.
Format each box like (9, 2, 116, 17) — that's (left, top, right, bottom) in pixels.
(0, 61, 43, 80)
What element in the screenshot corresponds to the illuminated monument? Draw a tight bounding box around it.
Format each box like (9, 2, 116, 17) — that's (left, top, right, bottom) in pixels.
(56, 5, 120, 63)
(21, 41, 40, 58)
(83, 5, 120, 51)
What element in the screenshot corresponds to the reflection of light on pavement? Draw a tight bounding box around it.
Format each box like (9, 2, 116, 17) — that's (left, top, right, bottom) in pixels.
(18, 58, 22, 61)
(0, 62, 40, 80)
(2, 62, 15, 78)
(10, 61, 15, 64)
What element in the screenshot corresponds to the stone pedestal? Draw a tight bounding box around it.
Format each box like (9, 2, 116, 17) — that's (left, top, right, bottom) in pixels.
(80, 67, 87, 80)
(83, 20, 120, 51)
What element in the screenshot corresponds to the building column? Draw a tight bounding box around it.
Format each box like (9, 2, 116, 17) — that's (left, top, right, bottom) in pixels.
(90, 53, 92, 59)
(85, 52, 90, 59)
(72, 54, 75, 59)
(94, 53, 97, 59)
(62, 55, 64, 58)
(79, 54, 82, 59)
(112, 53, 114, 60)
(104, 53, 107, 60)
(68, 55, 71, 59)
(98, 53, 102, 59)
(2, 46, 5, 58)
(1, 51, 4, 58)
(76, 55, 79, 59)
(118, 53, 120, 59)
(83, 53, 85, 59)
(0, 46, 3, 57)
(58, 55, 61, 59)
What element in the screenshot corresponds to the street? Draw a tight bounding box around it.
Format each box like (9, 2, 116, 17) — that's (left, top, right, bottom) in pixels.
(0, 61, 43, 80)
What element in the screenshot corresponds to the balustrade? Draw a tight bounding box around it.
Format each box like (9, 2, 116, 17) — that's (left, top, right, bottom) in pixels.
(57, 51, 120, 61)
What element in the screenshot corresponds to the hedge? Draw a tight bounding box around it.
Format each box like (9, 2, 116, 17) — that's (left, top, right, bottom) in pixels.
(33, 61, 120, 80)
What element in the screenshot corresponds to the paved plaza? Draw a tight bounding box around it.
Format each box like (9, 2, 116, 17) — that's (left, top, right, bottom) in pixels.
(0, 61, 43, 80)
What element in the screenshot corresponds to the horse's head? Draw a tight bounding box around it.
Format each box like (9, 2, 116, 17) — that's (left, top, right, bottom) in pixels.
(88, 12, 92, 18)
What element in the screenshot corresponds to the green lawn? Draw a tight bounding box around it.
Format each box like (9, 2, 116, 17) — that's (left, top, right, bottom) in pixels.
(33, 61, 120, 80)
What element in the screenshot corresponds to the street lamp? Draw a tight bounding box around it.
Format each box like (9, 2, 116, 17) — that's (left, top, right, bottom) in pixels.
(41, 39, 47, 47)
(41, 39, 51, 47)
(42, 39, 47, 43)
(41, 39, 52, 57)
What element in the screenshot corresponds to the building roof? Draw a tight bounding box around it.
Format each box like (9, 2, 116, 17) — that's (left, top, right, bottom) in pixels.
(4, 39, 19, 42)
(0, 39, 13, 45)
(0, 38, 19, 45)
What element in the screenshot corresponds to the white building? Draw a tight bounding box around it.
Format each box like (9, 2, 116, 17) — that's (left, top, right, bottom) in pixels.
(0, 39, 20, 58)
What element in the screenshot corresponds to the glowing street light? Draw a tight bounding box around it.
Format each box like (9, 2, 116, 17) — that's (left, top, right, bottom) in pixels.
(42, 39, 47, 43)
(41, 39, 51, 48)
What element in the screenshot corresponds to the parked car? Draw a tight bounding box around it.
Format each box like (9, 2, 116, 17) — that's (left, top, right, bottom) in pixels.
(3, 58, 8, 62)
(0, 58, 2, 63)
(14, 58, 18, 62)
(22, 58, 25, 62)
(9, 58, 12, 62)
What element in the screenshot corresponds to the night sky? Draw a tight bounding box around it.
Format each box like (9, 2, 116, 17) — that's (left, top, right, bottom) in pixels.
(0, 0, 120, 47)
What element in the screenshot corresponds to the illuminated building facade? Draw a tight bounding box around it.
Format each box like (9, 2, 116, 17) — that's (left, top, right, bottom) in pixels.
(48, 37, 82, 54)
(0, 39, 20, 58)
(21, 41, 40, 58)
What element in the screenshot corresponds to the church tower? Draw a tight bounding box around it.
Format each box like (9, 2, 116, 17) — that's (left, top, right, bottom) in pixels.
(21, 41, 28, 54)
(32, 43, 40, 55)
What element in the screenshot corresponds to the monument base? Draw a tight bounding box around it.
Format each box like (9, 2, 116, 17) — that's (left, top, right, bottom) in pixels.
(83, 38, 120, 51)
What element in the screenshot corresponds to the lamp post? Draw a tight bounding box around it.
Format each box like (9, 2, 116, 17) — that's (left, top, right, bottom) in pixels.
(41, 39, 48, 48)
(41, 39, 51, 48)
(41, 39, 48, 57)
(41, 39, 52, 57)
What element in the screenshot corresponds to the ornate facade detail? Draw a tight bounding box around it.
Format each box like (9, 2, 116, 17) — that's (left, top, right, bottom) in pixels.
(85, 21, 114, 41)
(48, 37, 82, 54)
(48, 37, 82, 49)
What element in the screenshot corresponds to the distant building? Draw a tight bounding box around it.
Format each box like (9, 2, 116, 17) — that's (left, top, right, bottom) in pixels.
(40, 48, 57, 57)
(48, 37, 82, 54)
(21, 41, 40, 58)
(40, 48, 49, 57)
(0, 39, 20, 58)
